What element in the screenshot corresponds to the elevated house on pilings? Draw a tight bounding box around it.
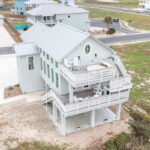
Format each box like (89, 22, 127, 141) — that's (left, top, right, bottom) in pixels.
(26, 4, 90, 31)
(14, 22, 132, 135)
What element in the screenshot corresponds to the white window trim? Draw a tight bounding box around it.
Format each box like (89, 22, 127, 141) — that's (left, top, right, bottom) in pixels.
(27, 56, 35, 71)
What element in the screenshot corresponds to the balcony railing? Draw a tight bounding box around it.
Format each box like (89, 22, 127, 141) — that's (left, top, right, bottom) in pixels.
(60, 64, 116, 87)
(50, 89, 129, 117)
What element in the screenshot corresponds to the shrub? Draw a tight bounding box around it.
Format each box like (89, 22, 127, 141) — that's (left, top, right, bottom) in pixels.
(104, 133, 131, 150)
(106, 28, 116, 34)
(23, 26, 28, 31)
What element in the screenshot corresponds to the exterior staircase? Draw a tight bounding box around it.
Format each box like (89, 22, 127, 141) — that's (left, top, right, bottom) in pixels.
(41, 90, 53, 104)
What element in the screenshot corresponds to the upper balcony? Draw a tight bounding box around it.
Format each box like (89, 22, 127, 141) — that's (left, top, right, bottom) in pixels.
(60, 60, 117, 87)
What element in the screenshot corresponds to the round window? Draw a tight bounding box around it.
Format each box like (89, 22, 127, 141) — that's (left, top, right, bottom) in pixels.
(85, 44, 91, 54)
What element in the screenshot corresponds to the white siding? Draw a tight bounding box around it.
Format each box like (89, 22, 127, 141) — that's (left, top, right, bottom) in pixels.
(56, 13, 90, 31)
(17, 54, 44, 93)
(65, 37, 113, 66)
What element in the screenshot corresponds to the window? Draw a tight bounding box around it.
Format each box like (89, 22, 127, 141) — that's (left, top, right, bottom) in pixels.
(47, 64, 50, 78)
(55, 73, 59, 88)
(44, 61, 46, 74)
(43, 51, 45, 56)
(40, 58, 43, 70)
(46, 54, 49, 60)
(85, 44, 91, 54)
(28, 56, 34, 70)
(51, 68, 54, 83)
(55, 61, 58, 68)
(78, 56, 81, 60)
(51, 57, 53, 64)
(94, 53, 97, 57)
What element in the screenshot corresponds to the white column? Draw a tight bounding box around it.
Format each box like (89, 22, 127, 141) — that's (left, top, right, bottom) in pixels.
(116, 103, 122, 120)
(53, 103, 57, 123)
(69, 84, 73, 104)
(90, 110, 95, 127)
(61, 113, 66, 135)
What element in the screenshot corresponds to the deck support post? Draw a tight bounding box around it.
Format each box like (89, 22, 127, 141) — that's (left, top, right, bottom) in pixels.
(69, 84, 73, 104)
(53, 103, 57, 123)
(90, 110, 95, 128)
(45, 82, 48, 111)
(116, 103, 122, 120)
(61, 113, 66, 135)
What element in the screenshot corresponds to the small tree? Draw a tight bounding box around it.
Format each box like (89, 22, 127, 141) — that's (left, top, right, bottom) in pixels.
(103, 16, 112, 29)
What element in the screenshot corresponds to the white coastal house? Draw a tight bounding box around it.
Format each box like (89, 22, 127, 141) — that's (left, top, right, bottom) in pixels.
(26, 4, 90, 31)
(14, 22, 132, 135)
(0, 15, 4, 25)
(25, 0, 57, 11)
(139, 0, 150, 9)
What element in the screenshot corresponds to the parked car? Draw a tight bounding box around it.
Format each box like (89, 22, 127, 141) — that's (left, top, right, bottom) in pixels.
(112, 18, 119, 23)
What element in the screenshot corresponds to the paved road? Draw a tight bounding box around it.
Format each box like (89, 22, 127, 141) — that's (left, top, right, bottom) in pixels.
(91, 19, 138, 34)
(0, 47, 14, 55)
(78, 3, 150, 15)
(98, 32, 150, 44)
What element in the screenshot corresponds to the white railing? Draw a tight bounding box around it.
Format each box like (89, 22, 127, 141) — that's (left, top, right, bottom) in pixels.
(44, 89, 129, 117)
(60, 65, 116, 87)
(109, 75, 132, 92)
(64, 90, 129, 116)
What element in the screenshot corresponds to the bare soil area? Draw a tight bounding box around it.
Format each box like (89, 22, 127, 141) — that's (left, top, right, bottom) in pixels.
(4, 86, 22, 99)
(0, 100, 130, 150)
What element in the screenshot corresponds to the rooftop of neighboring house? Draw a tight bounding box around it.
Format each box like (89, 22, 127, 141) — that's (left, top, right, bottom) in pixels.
(0, 14, 4, 18)
(21, 22, 115, 61)
(26, 3, 89, 16)
(25, 0, 57, 5)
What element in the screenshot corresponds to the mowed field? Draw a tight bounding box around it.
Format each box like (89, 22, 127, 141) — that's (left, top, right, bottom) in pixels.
(86, 8, 150, 30)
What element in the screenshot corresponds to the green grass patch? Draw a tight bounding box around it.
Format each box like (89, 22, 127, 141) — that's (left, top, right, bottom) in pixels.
(8, 19, 26, 25)
(9, 141, 74, 150)
(86, 8, 150, 30)
(112, 42, 150, 101)
(80, 0, 139, 8)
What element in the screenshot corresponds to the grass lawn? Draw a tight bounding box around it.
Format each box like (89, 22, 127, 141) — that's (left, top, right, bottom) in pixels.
(86, 7, 150, 30)
(79, 0, 139, 8)
(8, 19, 26, 25)
(112, 42, 150, 102)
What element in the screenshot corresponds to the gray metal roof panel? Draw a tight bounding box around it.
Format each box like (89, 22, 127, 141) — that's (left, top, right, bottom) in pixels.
(14, 42, 39, 56)
(26, 4, 89, 16)
(21, 23, 89, 61)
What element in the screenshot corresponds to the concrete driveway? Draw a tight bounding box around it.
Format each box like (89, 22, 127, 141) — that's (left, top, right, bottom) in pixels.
(0, 54, 18, 100)
(0, 26, 15, 47)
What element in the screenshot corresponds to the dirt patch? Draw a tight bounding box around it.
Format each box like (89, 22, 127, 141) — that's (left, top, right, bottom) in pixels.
(4, 86, 22, 99)
(0, 100, 130, 150)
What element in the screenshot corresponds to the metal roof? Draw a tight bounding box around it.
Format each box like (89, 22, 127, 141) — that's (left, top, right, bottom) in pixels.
(25, 0, 57, 5)
(14, 42, 39, 56)
(21, 23, 90, 61)
(26, 4, 89, 16)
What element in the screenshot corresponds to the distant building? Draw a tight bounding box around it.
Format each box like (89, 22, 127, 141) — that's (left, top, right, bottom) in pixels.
(25, 0, 57, 11)
(26, 4, 90, 31)
(0, 15, 4, 25)
(12, 0, 27, 15)
(139, 0, 150, 10)
(14, 22, 132, 135)
(61, 0, 75, 6)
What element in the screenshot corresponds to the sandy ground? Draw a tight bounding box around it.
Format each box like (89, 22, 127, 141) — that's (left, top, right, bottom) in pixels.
(0, 54, 18, 100)
(0, 99, 130, 150)
(0, 26, 15, 47)
(90, 27, 126, 38)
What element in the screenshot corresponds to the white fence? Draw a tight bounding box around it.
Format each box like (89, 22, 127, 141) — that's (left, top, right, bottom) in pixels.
(60, 65, 116, 87)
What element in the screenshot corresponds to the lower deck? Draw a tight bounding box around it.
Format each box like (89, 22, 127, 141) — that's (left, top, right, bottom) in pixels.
(43, 102, 119, 135)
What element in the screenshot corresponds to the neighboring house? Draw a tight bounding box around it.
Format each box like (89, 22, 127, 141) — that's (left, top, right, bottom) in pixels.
(25, 0, 57, 11)
(14, 22, 132, 135)
(0, 15, 4, 25)
(26, 4, 90, 31)
(139, 0, 150, 9)
(61, 0, 75, 6)
(12, 0, 27, 15)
